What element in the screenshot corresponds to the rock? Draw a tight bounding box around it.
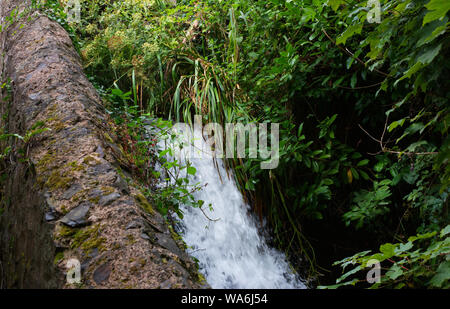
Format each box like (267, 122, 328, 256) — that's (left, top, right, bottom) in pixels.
(45, 211, 57, 222)
(159, 279, 173, 289)
(155, 233, 183, 257)
(60, 203, 90, 227)
(113, 176, 129, 194)
(95, 145, 105, 158)
(93, 263, 111, 285)
(62, 183, 82, 200)
(88, 163, 112, 175)
(88, 188, 103, 199)
(99, 192, 121, 206)
(126, 220, 142, 230)
(140, 232, 154, 242)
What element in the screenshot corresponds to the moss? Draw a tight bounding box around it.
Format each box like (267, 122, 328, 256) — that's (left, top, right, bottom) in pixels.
(71, 189, 87, 203)
(57, 225, 78, 239)
(168, 223, 187, 250)
(134, 193, 154, 215)
(126, 234, 136, 245)
(83, 155, 100, 166)
(197, 272, 207, 284)
(71, 225, 106, 254)
(51, 120, 66, 132)
(36, 152, 56, 172)
(89, 196, 100, 204)
(101, 186, 115, 195)
(60, 204, 69, 215)
(54, 251, 64, 265)
(103, 132, 114, 143)
(67, 161, 85, 172)
(45, 170, 73, 190)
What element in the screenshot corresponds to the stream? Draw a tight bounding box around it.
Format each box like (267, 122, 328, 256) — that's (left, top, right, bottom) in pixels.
(150, 123, 306, 289)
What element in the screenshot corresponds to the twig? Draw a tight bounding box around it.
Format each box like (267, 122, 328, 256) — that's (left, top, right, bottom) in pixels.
(321, 28, 390, 78)
(358, 119, 439, 156)
(199, 206, 220, 222)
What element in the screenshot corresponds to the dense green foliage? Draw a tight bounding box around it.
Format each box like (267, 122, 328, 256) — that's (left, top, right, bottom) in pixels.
(37, 0, 449, 287)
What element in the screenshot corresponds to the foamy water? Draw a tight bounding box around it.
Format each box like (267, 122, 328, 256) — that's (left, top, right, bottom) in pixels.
(149, 124, 305, 289)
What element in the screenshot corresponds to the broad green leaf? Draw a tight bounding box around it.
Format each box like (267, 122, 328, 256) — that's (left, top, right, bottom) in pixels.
(187, 166, 197, 175)
(423, 0, 450, 25)
(417, 44, 442, 64)
(408, 231, 437, 242)
(395, 241, 413, 254)
(380, 243, 396, 259)
(440, 225, 450, 238)
(336, 24, 363, 45)
(386, 264, 403, 280)
(429, 261, 450, 287)
(327, 0, 345, 11)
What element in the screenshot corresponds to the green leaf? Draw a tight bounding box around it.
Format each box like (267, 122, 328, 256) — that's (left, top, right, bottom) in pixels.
(429, 261, 450, 288)
(408, 231, 437, 242)
(423, 0, 450, 25)
(440, 225, 450, 238)
(327, 0, 345, 12)
(380, 243, 396, 259)
(187, 166, 197, 176)
(417, 44, 442, 64)
(357, 159, 369, 167)
(386, 264, 403, 280)
(336, 24, 363, 45)
(395, 241, 413, 254)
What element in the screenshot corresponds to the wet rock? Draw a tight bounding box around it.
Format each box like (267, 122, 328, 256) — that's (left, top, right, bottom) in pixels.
(93, 263, 111, 285)
(126, 220, 142, 230)
(140, 232, 155, 242)
(113, 176, 129, 194)
(95, 145, 105, 158)
(88, 188, 103, 199)
(99, 192, 121, 206)
(62, 183, 82, 200)
(60, 203, 90, 227)
(88, 163, 112, 175)
(155, 233, 183, 257)
(45, 208, 58, 222)
(28, 92, 40, 101)
(159, 279, 173, 289)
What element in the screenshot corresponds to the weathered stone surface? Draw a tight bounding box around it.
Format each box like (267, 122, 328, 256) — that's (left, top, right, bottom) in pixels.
(99, 192, 121, 206)
(60, 203, 91, 228)
(0, 0, 204, 289)
(93, 263, 111, 285)
(62, 184, 82, 200)
(113, 176, 130, 194)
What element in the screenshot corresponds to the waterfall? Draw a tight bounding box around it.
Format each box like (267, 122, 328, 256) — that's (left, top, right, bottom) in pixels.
(149, 123, 306, 289)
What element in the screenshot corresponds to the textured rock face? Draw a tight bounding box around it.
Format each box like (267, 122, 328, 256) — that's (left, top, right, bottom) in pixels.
(0, 1, 204, 288)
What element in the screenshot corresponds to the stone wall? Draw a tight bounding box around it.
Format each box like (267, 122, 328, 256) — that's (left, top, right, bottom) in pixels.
(0, 0, 204, 289)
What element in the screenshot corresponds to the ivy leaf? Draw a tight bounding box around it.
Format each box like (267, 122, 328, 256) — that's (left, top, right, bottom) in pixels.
(429, 261, 450, 288)
(380, 243, 396, 259)
(336, 24, 363, 45)
(395, 241, 413, 254)
(386, 264, 403, 280)
(423, 0, 450, 25)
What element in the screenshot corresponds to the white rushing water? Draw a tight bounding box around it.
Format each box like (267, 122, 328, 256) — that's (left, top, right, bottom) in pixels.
(152, 124, 305, 289)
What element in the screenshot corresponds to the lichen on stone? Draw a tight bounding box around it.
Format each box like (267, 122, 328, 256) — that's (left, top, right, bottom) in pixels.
(134, 193, 154, 215)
